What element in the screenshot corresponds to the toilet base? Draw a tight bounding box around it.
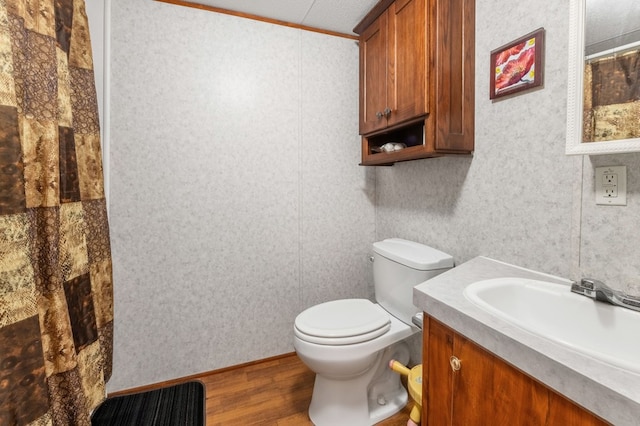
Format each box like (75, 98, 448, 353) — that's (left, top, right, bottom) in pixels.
(368, 387, 409, 425)
(307, 343, 410, 426)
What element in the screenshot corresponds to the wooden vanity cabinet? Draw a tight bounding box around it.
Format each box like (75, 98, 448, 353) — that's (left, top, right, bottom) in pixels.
(423, 316, 609, 426)
(355, 0, 475, 166)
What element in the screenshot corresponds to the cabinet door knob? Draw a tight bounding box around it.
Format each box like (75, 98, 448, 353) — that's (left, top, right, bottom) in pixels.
(449, 356, 461, 371)
(376, 111, 384, 119)
(383, 107, 392, 117)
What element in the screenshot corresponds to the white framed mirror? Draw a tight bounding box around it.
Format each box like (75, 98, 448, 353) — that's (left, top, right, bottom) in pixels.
(566, 0, 640, 155)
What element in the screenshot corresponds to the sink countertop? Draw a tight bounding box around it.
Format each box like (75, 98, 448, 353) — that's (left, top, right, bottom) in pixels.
(413, 256, 640, 426)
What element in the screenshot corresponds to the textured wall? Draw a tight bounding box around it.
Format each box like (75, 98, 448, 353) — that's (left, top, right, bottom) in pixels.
(377, 3, 574, 275)
(579, 154, 640, 293)
(108, 0, 374, 391)
(106, 0, 640, 393)
(377, 1, 640, 292)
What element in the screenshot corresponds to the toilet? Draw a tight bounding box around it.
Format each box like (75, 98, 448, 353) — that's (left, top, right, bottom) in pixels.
(293, 238, 453, 425)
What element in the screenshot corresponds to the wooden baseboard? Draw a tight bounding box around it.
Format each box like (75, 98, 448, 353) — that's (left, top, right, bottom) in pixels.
(108, 352, 298, 397)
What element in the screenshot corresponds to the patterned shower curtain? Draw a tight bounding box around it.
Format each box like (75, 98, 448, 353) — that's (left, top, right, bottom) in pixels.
(0, 0, 113, 425)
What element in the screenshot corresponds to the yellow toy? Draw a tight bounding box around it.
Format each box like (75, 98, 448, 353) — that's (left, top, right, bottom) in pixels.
(389, 360, 422, 426)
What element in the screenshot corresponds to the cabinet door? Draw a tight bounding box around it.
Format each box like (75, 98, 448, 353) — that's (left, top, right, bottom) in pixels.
(424, 317, 610, 426)
(426, 318, 548, 425)
(491, 351, 550, 424)
(359, 11, 388, 135)
(427, 319, 507, 425)
(425, 318, 453, 426)
(387, 0, 428, 128)
(432, 0, 475, 151)
(548, 394, 610, 426)
(455, 331, 552, 425)
(451, 332, 494, 425)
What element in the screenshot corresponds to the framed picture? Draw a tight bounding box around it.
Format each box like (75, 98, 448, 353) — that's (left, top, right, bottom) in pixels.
(490, 28, 545, 99)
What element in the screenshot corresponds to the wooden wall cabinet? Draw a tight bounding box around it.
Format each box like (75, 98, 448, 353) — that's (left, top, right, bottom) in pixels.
(355, 0, 475, 166)
(359, 0, 428, 135)
(423, 316, 609, 426)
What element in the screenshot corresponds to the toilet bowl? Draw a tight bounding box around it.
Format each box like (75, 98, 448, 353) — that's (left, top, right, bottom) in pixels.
(294, 300, 414, 425)
(293, 239, 454, 426)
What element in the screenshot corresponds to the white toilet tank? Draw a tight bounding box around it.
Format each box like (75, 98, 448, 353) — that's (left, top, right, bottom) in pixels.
(373, 238, 453, 325)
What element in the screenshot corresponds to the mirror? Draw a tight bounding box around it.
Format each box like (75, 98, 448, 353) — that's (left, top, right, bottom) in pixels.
(566, 0, 640, 155)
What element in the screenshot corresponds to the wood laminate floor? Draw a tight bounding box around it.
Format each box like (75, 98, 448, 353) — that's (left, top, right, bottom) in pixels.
(202, 353, 413, 425)
(113, 353, 414, 425)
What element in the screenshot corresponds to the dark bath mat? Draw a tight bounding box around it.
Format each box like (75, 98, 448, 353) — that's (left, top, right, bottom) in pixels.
(91, 381, 205, 426)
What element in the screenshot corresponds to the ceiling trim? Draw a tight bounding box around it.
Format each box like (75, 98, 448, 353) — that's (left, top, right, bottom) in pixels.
(156, 0, 359, 40)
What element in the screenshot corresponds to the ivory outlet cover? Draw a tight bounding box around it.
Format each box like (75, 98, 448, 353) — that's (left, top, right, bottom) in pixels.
(595, 166, 626, 206)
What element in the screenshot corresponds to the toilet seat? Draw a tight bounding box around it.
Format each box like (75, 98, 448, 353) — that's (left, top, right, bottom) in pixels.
(294, 299, 391, 345)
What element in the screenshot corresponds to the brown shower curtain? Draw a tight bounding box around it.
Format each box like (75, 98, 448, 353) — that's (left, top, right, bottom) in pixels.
(583, 49, 640, 142)
(0, 0, 113, 425)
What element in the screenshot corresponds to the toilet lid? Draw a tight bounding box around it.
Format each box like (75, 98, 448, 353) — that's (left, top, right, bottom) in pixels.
(294, 299, 390, 345)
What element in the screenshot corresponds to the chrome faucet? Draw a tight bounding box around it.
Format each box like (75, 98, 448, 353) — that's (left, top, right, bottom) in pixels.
(571, 278, 640, 312)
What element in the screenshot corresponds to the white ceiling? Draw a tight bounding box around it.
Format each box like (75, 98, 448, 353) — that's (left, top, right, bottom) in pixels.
(188, 0, 381, 35)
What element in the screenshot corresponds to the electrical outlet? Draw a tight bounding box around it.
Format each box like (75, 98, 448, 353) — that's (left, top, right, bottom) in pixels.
(595, 166, 627, 205)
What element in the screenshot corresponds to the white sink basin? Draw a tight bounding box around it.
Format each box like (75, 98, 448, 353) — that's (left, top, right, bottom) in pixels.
(464, 277, 640, 374)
